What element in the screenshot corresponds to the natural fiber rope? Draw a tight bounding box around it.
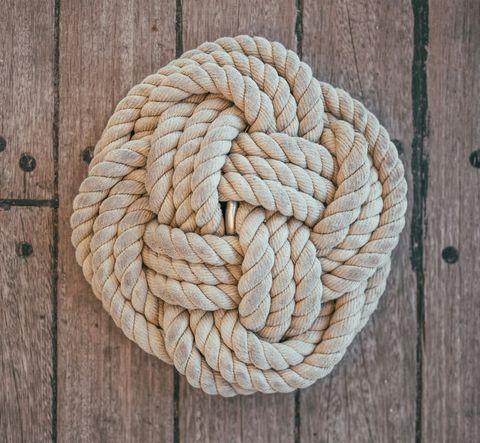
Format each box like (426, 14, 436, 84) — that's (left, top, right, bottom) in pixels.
(71, 36, 407, 396)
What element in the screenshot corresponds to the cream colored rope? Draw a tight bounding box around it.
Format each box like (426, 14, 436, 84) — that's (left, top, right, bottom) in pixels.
(71, 35, 407, 396)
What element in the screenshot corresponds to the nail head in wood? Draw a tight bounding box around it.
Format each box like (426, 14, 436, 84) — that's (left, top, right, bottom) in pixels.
(15, 241, 33, 258)
(19, 153, 36, 172)
(441, 246, 459, 264)
(469, 150, 480, 168)
(82, 146, 94, 164)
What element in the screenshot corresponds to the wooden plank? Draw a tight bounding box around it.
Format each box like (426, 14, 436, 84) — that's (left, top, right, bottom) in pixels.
(423, 0, 480, 441)
(179, 1, 298, 442)
(182, 0, 297, 50)
(299, 1, 417, 441)
(0, 207, 53, 442)
(57, 1, 176, 441)
(0, 0, 54, 199)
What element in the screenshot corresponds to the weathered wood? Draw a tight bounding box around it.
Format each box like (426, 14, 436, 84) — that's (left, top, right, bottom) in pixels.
(423, 0, 480, 441)
(182, 0, 297, 50)
(57, 1, 176, 441)
(299, 1, 417, 441)
(0, 0, 54, 199)
(0, 207, 53, 442)
(178, 1, 298, 442)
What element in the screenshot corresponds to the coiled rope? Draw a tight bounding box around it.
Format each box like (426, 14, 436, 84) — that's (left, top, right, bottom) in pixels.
(71, 36, 407, 396)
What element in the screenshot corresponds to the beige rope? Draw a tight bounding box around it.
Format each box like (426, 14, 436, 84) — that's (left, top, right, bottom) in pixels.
(71, 36, 407, 396)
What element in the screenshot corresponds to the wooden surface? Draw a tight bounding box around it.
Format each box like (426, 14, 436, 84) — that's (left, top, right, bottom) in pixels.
(423, 0, 480, 441)
(1, 208, 54, 442)
(0, 0, 478, 442)
(299, 2, 417, 441)
(57, 1, 176, 441)
(0, 0, 55, 199)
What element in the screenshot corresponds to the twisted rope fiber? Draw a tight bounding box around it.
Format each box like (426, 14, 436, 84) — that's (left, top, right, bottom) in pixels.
(71, 36, 407, 396)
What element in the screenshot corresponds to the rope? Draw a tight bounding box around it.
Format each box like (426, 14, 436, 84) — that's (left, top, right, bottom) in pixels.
(71, 36, 407, 396)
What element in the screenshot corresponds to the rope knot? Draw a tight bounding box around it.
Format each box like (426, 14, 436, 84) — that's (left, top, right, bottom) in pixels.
(71, 35, 407, 396)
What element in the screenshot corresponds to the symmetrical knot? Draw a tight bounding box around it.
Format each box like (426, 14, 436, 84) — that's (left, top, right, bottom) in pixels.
(71, 36, 407, 396)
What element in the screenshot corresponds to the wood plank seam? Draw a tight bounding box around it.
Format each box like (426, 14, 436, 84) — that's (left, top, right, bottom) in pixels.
(174, 1, 183, 442)
(294, 3, 303, 442)
(51, 0, 61, 441)
(0, 199, 59, 209)
(294, 0, 303, 59)
(410, 0, 430, 442)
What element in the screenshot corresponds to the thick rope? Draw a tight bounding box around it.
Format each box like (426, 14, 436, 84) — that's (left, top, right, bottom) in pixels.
(71, 36, 407, 396)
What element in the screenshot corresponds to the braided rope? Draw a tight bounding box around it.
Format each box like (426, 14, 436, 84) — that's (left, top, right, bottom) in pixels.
(71, 36, 407, 396)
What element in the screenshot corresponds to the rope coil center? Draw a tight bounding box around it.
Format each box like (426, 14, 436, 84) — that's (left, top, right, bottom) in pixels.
(224, 201, 238, 235)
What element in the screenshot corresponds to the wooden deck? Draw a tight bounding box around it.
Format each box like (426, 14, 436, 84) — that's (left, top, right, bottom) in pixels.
(1, 0, 479, 441)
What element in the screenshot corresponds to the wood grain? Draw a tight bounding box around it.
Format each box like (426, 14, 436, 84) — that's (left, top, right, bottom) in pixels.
(299, 1, 417, 441)
(179, 2, 298, 442)
(0, 207, 53, 442)
(423, 0, 480, 441)
(0, 0, 54, 199)
(182, 0, 297, 51)
(57, 1, 176, 441)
